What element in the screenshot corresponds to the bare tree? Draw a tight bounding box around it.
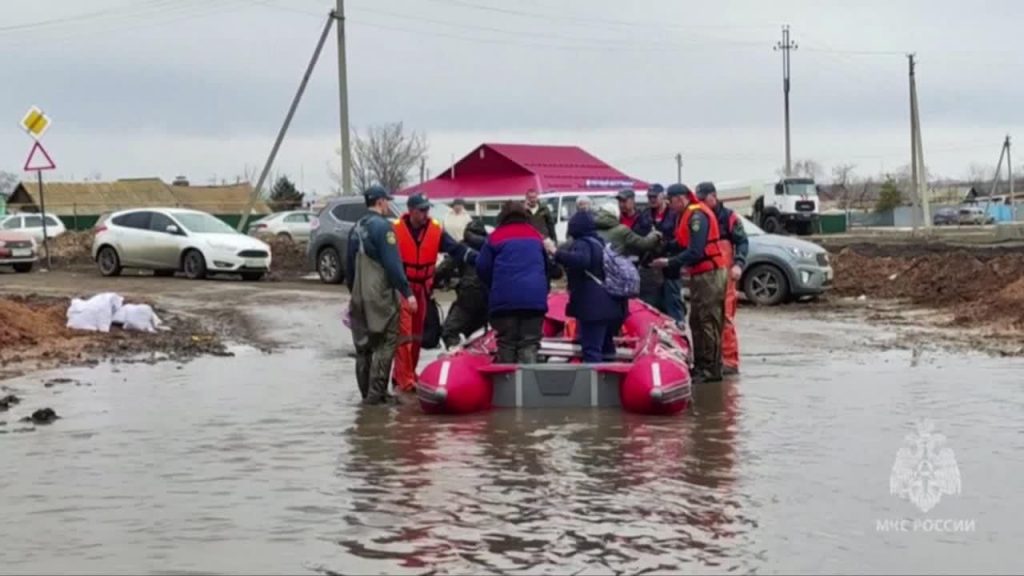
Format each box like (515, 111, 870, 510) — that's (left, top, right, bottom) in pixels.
(0, 170, 18, 197)
(332, 122, 428, 195)
(777, 159, 824, 180)
(830, 163, 857, 209)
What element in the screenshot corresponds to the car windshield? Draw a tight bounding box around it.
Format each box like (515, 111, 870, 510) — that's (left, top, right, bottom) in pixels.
(738, 214, 765, 236)
(174, 213, 237, 234)
(785, 182, 817, 196)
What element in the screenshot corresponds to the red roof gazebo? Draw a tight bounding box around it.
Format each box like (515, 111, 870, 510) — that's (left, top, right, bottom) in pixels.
(399, 143, 648, 200)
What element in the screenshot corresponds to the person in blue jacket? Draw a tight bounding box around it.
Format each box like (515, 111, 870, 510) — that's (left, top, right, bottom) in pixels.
(554, 210, 627, 363)
(476, 201, 551, 364)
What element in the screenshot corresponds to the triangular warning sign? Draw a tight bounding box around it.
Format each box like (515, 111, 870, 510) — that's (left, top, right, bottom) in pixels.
(24, 141, 56, 171)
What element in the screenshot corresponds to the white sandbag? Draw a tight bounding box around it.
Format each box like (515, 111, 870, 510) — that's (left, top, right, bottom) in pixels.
(66, 292, 125, 333)
(112, 304, 162, 333)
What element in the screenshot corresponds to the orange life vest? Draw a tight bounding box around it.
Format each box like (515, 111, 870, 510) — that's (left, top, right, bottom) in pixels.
(675, 200, 726, 275)
(394, 215, 443, 285)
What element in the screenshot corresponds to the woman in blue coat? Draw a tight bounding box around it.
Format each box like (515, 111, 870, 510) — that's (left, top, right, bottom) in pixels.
(553, 210, 627, 363)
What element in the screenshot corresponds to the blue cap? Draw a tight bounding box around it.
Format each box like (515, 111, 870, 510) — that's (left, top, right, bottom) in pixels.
(407, 193, 432, 211)
(695, 181, 717, 199)
(666, 183, 692, 198)
(647, 183, 665, 196)
(363, 185, 392, 202)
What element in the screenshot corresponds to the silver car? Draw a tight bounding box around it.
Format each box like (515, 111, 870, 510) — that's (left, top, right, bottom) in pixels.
(740, 215, 833, 305)
(92, 208, 272, 281)
(248, 211, 315, 242)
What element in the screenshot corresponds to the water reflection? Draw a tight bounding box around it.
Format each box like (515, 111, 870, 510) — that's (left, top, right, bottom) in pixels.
(334, 380, 754, 574)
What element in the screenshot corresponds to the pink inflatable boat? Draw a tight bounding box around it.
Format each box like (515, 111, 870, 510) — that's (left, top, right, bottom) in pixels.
(415, 292, 693, 415)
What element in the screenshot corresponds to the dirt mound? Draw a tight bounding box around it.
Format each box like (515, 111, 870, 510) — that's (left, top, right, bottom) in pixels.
(0, 296, 70, 347)
(266, 237, 309, 276)
(48, 231, 95, 268)
(831, 245, 1024, 328)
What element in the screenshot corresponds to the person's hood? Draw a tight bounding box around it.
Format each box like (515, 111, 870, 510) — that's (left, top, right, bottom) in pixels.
(463, 218, 488, 250)
(593, 209, 619, 230)
(567, 210, 598, 240)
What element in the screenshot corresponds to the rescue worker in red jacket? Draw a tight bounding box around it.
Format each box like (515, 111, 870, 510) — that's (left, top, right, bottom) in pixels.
(696, 182, 748, 376)
(651, 183, 728, 383)
(392, 193, 472, 393)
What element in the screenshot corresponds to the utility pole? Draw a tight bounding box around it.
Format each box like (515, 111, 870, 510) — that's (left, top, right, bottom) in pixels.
(908, 54, 919, 227)
(675, 153, 683, 184)
(775, 25, 797, 177)
(336, 0, 352, 195)
(908, 53, 930, 228)
(237, 11, 335, 232)
(1009, 135, 1015, 220)
(419, 157, 426, 184)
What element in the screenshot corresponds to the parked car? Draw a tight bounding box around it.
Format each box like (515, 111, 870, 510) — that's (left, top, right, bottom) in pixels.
(92, 208, 272, 281)
(248, 211, 315, 242)
(0, 212, 66, 242)
(308, 194, 458, 284)
(0, 230, 38, 273)
(740, 215, 833, 306)
(957, 206, 995, 226)
(933, 207, 958, 226)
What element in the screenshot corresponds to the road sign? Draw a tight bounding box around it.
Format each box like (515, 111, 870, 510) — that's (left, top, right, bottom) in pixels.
(24, 141, 56, 171)
(20, 106, 51, 139)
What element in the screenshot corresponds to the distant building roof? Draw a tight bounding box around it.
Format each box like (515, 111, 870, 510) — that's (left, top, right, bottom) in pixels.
(399, 143, 648, 199)
(7, 178, 270, 215)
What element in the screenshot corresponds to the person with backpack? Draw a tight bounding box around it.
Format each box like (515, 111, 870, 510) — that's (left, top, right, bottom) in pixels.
(552, 210, 634, 363)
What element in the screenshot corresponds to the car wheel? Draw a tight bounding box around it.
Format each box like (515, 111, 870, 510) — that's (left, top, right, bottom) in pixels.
(13, 262, 34, 273)
(277, 232, 293, 243)
(317, 247, 343, 284)
(762, 215, 782, 234)
(743, 264, 789, 306)
(154, 270, 175, 278)
(182, 249, 208, 280)
(241, 272, 264, 282)
(97, 246, 123, 277)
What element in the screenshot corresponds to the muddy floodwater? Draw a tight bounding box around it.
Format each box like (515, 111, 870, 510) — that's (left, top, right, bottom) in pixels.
(2, 303, 1023, 574)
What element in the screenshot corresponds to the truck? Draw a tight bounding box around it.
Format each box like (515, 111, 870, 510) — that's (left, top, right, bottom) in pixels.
(714, 177, 820, 236)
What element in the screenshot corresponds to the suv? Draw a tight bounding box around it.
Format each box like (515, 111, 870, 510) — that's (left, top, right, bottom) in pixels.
(309, 195, 458, 284)
(308, 197, 399, 284)
(740, 214, 833, 306)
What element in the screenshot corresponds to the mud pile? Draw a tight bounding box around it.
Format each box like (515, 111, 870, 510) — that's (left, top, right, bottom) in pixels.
(266, 237, 309, 277)
(0, 294, 230, 377)
(48, 231, 95, 268)
(830, 245, 1024, 328)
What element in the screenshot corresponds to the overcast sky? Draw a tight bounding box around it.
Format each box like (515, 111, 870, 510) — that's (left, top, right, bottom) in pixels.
(1, 0, 1021, 196)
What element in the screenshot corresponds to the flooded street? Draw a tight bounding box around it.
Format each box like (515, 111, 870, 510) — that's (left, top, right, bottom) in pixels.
(2, 298, 1022, 574)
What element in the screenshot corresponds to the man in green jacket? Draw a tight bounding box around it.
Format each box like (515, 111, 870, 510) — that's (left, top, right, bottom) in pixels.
(593, 204, 662, 258)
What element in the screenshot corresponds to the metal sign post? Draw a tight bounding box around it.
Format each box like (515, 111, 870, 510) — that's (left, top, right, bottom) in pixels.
(21, 107, 57, 270)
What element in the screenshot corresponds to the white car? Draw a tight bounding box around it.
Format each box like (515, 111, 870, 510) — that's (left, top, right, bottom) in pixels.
(247, 211, 315, 242)
(92, 208, 272, 281)
(0, 212, 67, 242)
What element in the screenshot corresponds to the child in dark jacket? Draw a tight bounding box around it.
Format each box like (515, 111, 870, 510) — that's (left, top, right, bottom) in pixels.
(554, 210, 627, 363)
(476, 201, 551, 364)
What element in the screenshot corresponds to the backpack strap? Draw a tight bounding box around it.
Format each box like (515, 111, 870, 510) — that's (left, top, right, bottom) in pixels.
(581, 237, 606, 285)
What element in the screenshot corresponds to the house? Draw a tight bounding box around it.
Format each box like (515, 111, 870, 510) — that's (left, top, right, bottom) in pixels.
(6, 178, 271, 229)
(399, 142, 645, 209)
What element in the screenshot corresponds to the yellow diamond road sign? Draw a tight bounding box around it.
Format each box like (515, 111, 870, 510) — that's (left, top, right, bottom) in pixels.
(20, 106, 50, 139)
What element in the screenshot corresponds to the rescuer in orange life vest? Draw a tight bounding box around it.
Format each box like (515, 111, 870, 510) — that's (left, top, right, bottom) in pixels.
(651, 183, 728, 383)
(392, 193, 473, 393)
(695, 181, 748, 376)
